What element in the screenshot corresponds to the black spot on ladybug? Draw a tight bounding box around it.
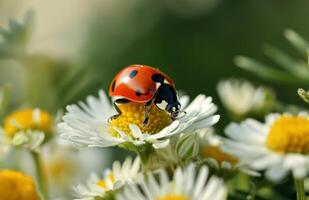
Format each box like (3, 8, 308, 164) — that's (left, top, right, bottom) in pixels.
(129, 70, 138, 78)
(152, 73, 164, 83)
(136, 90, 142, 96)
(111, 80, 116, 92)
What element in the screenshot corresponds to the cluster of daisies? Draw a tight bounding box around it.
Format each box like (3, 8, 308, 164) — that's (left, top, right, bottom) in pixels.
(0, 79, 308, 200)
(61, 90, 226, 200)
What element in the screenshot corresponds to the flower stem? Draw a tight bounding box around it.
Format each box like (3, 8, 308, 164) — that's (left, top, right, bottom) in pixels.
(294, 178, 306, 200)
(118, 142, 154, 172)
(31, 151, 49, 200)
(137, 146, 153, 172)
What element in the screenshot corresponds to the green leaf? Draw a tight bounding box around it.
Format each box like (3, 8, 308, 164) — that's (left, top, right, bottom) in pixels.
(235, 56, 304, 84)
(307, 50, 309, 67)
(56, 66, 99, 106)
(0, 84, 12, 122)
(284, 29, 309, 55)
(263, 45, 309, 80)
(95, 191, 116, 200)
(0, 10, 34, 59)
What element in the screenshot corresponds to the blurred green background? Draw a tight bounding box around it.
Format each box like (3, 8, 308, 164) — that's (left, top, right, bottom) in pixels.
(0, 0, 309, 117)
(1, 1, 309, 199)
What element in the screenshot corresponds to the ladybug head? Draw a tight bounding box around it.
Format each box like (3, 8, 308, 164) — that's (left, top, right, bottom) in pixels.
(154, 83, 181, 120)
(166, 101, 181, 120)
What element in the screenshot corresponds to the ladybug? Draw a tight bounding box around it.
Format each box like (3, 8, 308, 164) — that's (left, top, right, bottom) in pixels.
(109, 64, 181, 125)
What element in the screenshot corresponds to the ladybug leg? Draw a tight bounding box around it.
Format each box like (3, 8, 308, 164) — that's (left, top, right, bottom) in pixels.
(109, 102, 122, 121)
(109, 99, 130, 122)
(143, 100, 153, 126)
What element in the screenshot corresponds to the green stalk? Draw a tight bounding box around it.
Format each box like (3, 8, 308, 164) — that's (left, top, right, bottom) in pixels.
(294, 178, 306, 200)
(31, 151, 49, 200)
(119, 142, 153, 172)
(137, 145, 153, 173)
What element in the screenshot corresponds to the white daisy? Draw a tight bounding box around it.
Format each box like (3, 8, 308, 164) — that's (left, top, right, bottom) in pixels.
(42, 139, 110, 199)
(2, 108, 54, 150)
(198, 128, 259, 177)
(222, 113, 309, 181)
(59, 90, 219, 149)
(117, 163, 227, 200)
(199, 128, 238, 170)
(217, 78, 275, 118)
(74, 156, 141, 200)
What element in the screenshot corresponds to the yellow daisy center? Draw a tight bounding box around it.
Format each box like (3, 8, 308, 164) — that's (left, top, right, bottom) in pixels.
(96, 180, 107, 189)
(44, 159, 75, 185)
(96, 173, 116, 190)
(3, 109, 52, 137)
(266, 116, 309, 154)
(202, 145, 238, 165)
(156, 194, 189, 200)
(0, 170, 41, 200)
(109, 102, 172, 137)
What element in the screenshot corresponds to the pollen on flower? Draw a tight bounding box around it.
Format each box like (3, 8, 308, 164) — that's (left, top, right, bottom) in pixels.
(97, 180, 107, 189)
(3, 109, 52, 137)
(0, 170, 41, 200)
(96, 173, 116, 190)
(155, 194, 189, 200)
(202, 145, 238, 165)
(109, 102, 172, 137)
(266, 116, 309, 154)
(44, 159, 75, 184)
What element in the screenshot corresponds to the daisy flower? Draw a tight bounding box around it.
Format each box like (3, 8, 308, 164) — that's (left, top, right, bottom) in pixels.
(2, 108, 54, 150)
(222, 113, 309, 181)
(74, 156, 141, 200)
(0, 169, 41, 200)
(199, 128, 238, 170)
(217, 78, 275, 119)
(199, 128, 258, 177)
(59, 90, 219, 149)
(117, 163, 227, 200)
(41, 139, 110, 199)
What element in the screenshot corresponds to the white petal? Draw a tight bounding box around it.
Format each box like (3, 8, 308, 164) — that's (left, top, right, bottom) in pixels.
(193, 166, 208, 198)
(265, 164, 289, 182)
(152, 139, 170, 149)
(187, 115, 220, 131)
(129, 124, 143, 139)
(225, 122, 265, 145)
(201, 177, 222, 199)
(179, 95, 190, 108)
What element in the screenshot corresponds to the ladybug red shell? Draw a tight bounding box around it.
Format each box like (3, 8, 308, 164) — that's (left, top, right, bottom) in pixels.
(109, 64, 175, 103)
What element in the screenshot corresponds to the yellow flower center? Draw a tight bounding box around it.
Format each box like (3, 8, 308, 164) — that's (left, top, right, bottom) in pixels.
(156, 194, 189, 200)
(109, 102, 172, 137)
(3, 109, 52, 137)
(202, 145, 238, 165)
(44, 159, 75, 185)
(266, 116, 309, 154)
(0, 170, 40, 200)
(97, 180, 107, 189)
(96, 173, 116, 190)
